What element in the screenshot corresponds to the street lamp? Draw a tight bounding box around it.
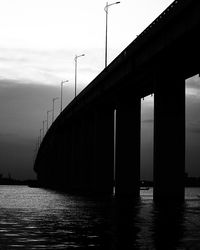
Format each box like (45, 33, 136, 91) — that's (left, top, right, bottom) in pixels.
(37, 136, 39, 148)
(74, 54, 85, 97)
(40, 128, 42, 143)
(43, 120, 47, 137)
(47, 110, 52, 130)
(42, 120, 45, 138)
(52, 97, 59, 123)
(60, 80, 69, 113)
(104, 1, 120, 68)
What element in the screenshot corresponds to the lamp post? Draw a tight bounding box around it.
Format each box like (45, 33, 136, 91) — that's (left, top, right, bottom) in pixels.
(74, 54, 85, 97)
(52, 97, 59, 123)
(42, 120, 45, 138)
(40, 128, 42, 143)
(104, 1, 120, 68)
(47, 110, 52, 130)
(42, 120, 47, 137)
(60, 80, 69, 113)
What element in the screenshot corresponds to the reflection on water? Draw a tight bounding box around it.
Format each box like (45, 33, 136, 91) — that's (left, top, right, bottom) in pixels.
(152, 202, 185, 250)
(0, 186, 200, 249)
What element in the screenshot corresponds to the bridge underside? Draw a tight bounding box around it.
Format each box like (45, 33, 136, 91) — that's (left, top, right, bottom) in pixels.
(34, 0, 200, 202)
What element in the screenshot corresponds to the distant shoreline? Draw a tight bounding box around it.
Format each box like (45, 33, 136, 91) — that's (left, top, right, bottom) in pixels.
(0, 178, 37, 186)
(1, 178, 200, 188)
(1, 175, 200, 188)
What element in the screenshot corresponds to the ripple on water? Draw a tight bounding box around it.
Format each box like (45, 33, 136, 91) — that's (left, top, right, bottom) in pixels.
(0, 185, 200, 249)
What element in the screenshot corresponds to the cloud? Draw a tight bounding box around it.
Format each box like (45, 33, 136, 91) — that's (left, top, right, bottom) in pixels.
(0, 48, 72, 85)
(0, 80, 63, 179)
(0, 139, 36, 180)
(0, 47, 105, 88)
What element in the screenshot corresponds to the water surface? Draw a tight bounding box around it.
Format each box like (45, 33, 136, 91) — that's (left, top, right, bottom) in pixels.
(0, 186, 200, 249)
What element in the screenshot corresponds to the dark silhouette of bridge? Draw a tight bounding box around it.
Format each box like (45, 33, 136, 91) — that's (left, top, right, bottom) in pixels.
(34, 0, 200, 201)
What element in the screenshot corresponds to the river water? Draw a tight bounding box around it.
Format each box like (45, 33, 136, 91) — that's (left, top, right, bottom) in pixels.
(0, 186, 200, 249)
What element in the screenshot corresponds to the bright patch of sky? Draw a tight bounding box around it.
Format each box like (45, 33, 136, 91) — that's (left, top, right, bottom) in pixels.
(0, 0, 174, 87)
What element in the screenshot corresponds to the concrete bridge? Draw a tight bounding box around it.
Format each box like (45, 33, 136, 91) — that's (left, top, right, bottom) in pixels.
(34, 0, 200, 201)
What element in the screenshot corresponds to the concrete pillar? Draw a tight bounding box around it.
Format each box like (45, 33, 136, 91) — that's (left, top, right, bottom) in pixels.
(154, 67, 185, 201)
(115, 95, 141, 198)
(72, 112, 95, 193)
(53, 132, 65, 189)
(65, 124, 74, 191)
(69, 117, 83, 192)
(80, 113, 95, 193)
(62, 126, 73, 191)
(68, 114, 95, 193)
(93, 107, 114, 194)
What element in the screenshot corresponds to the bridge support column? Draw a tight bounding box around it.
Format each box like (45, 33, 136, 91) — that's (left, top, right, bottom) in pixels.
(67, 114, 96, 194)
(69, 117, 84, 192)
(93, 107, 114, 194)
(115, 95, 141, 198)
(154, 68, 185, 202)
(79, 113, 95, 193)
(63, 126, 73, 191)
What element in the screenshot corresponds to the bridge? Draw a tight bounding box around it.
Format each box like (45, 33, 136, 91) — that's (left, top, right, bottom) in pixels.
(34, 0, 200, 201)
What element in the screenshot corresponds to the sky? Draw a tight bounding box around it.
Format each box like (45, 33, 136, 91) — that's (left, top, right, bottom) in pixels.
(0, 0, 200, 180)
